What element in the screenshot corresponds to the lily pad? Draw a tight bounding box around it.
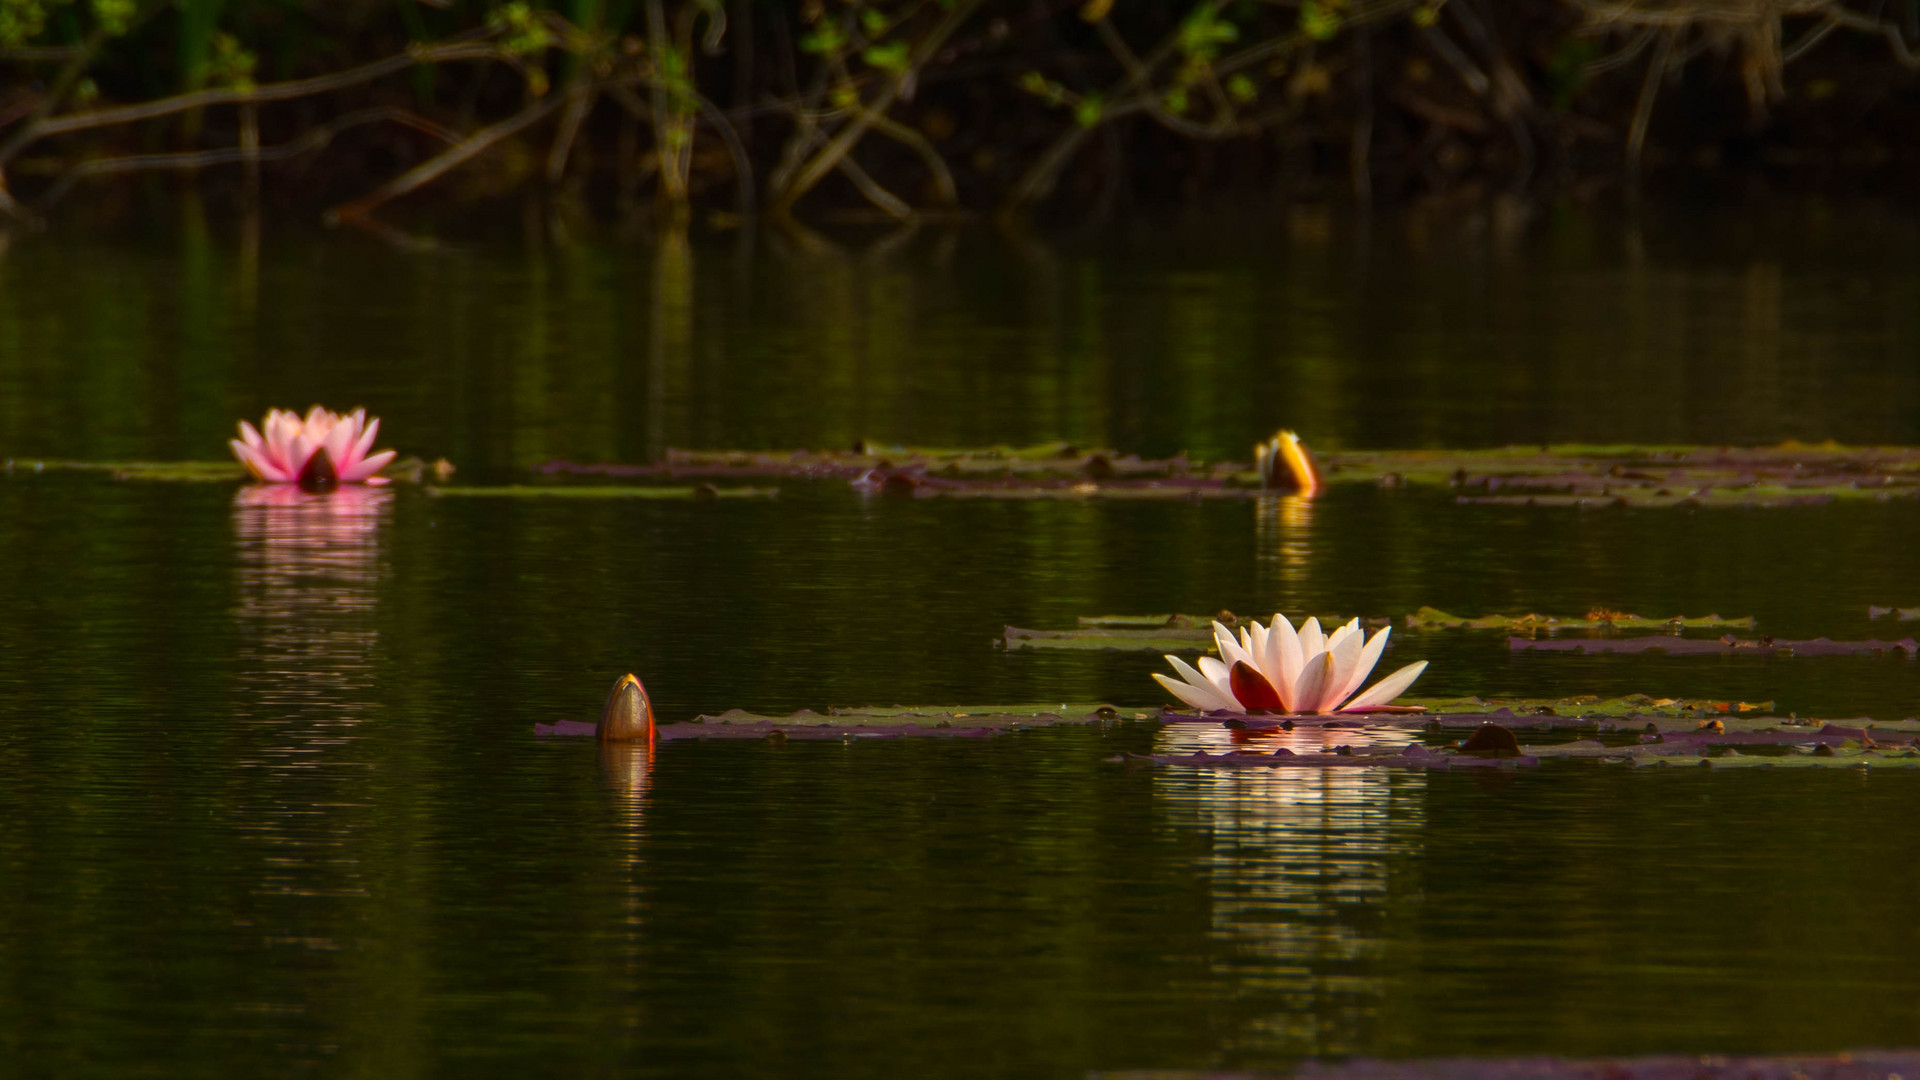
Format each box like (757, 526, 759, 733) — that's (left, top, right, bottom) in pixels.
(1510, 635, 1920, 656)
(535, 704, 1141, 740)
(541, 443, 1920, 506)
(1405, 606, 1755, 632)
(1869, 604, 1920, 620)
(1397, 694, 1779, 718)
(1138, 1047, 1920, 1079)
(542, 443, 1215, 482)
(1528, 741, 1920, 769)
(426, 484, 776, 500)
(1002, 625, 1218, 651)
(5, 459, 245, 482)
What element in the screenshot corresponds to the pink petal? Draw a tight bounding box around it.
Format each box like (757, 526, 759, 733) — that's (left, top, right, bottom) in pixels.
(341, 448, 396, 483)
(347, 416, 381, 469)
(230, 439, 274, 481)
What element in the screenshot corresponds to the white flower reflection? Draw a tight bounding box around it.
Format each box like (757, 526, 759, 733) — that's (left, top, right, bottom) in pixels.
(1152, 719, 1425, 1055)
(233, 484, 392, 719)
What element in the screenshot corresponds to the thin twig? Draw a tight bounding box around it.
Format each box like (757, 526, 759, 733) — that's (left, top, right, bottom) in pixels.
(861, 109, 958, 205)
(3, 39, 498, 167)
(609, 79, 755, 215)
(1626, 29, 1675, 177)
(834, 154, 912, 218)
(325, 92, 566, 222)
(770, 0, 980, 215)
(546, 81, 598, 182)
(33, 106, 461, 209)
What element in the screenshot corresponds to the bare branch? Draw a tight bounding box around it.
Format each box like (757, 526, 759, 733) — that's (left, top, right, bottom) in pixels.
(32, 106, 462, 210)
(326, 92, 566, 222)
(3, 39, 500, 167)
(834, 154, 912, 218)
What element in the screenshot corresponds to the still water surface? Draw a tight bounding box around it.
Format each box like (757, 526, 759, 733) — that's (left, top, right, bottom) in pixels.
(2, 203, 1919, 1075)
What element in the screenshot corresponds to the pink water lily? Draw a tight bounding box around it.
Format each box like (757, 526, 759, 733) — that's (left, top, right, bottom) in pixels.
(230, 406, 396, 485)
(1153, 615, 1428, 715)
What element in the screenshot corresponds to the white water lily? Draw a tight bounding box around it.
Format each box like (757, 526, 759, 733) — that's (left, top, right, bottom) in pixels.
(1152, 615, 1427, 715)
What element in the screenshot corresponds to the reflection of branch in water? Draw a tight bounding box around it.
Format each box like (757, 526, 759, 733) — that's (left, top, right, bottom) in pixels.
(232, 484, 392, 720)
(1154, 721, 1421, 1054)
(1255, 494, 1315, 604)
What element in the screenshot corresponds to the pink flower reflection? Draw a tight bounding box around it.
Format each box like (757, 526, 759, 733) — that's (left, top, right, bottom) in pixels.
(233, 485, 393, 718)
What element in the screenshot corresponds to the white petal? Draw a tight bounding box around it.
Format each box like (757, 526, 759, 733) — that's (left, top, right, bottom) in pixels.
(1161, 656, 1240, 712)
(1270, 614, 1304, 692)
(1298, 616, 1324, 660)
(1341, 660, 1429, 711)
(1154, 673, 1231, 712)
(1213, 621, 1258, 672)
(1328, 627, 1392, 710)
(1291, 649, 1336, 714)
(1262, 618, 1294, 711)
(1195, 655, 1236, 699)
(1323, 628, 1364, 709)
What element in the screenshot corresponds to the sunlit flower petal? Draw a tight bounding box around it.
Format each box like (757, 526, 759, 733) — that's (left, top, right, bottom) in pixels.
(1152, 613, 1427, 715)
(229, 405, 397, 486)
(1342, 660, 1429, 711)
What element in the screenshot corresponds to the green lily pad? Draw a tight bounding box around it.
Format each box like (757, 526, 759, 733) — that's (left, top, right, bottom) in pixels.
(1526, 742, 1920, 769)
(1404, 606, 1756, 632)
(425, 485, 776, 500)
(1402, 694, 1780, 719)
(5, 459, 245, 482)
(1002, 626, 1216, 651)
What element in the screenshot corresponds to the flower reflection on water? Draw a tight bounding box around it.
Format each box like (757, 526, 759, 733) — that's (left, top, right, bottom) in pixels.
(230, 484, 396, 914)
(1154, 719, 1424, 1055)
(1257, 493, 1315, 602)
(233, 483, 392, 719)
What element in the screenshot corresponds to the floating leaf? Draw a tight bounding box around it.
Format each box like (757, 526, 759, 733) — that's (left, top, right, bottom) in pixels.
(538, 443, 1920, 508)
(1399, 694, 1779, 718)
(1510, 636, 1919, 657)
(6, 459, 245, 482)
(1160, 1049, 1920, 1078)
(1869, 604, 1920, 620)
(1406, 606, 1755, 632)
(427, 485, 776, 500)
(536, 704, 1141, 740)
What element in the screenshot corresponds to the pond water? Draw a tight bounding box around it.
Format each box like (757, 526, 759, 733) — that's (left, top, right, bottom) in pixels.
(2, 199, 1919, 1076)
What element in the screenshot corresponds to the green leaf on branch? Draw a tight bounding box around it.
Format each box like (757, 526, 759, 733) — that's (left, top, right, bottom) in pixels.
(1074, 93, 1104, 129)
(1299, 1, 1341, 41)
(1177, 6, 1238, 59)
(862, 40, 909, 73)
(800, 21, 845, 55)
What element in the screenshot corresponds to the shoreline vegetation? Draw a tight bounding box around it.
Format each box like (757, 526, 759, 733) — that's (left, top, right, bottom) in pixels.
(1, 1, 1917, 230)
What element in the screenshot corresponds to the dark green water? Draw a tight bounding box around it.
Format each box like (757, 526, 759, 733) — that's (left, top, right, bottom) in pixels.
(3, 204, 1920, 1076)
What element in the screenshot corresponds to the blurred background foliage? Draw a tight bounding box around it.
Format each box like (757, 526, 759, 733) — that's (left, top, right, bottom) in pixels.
(0, 0, 1916, 224)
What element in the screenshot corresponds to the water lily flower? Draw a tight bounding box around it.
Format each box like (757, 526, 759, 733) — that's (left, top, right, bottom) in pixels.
(1255, 429, 1321, 495)
(230, 406, 396, 486)
(1153, 615, 1427, 715)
